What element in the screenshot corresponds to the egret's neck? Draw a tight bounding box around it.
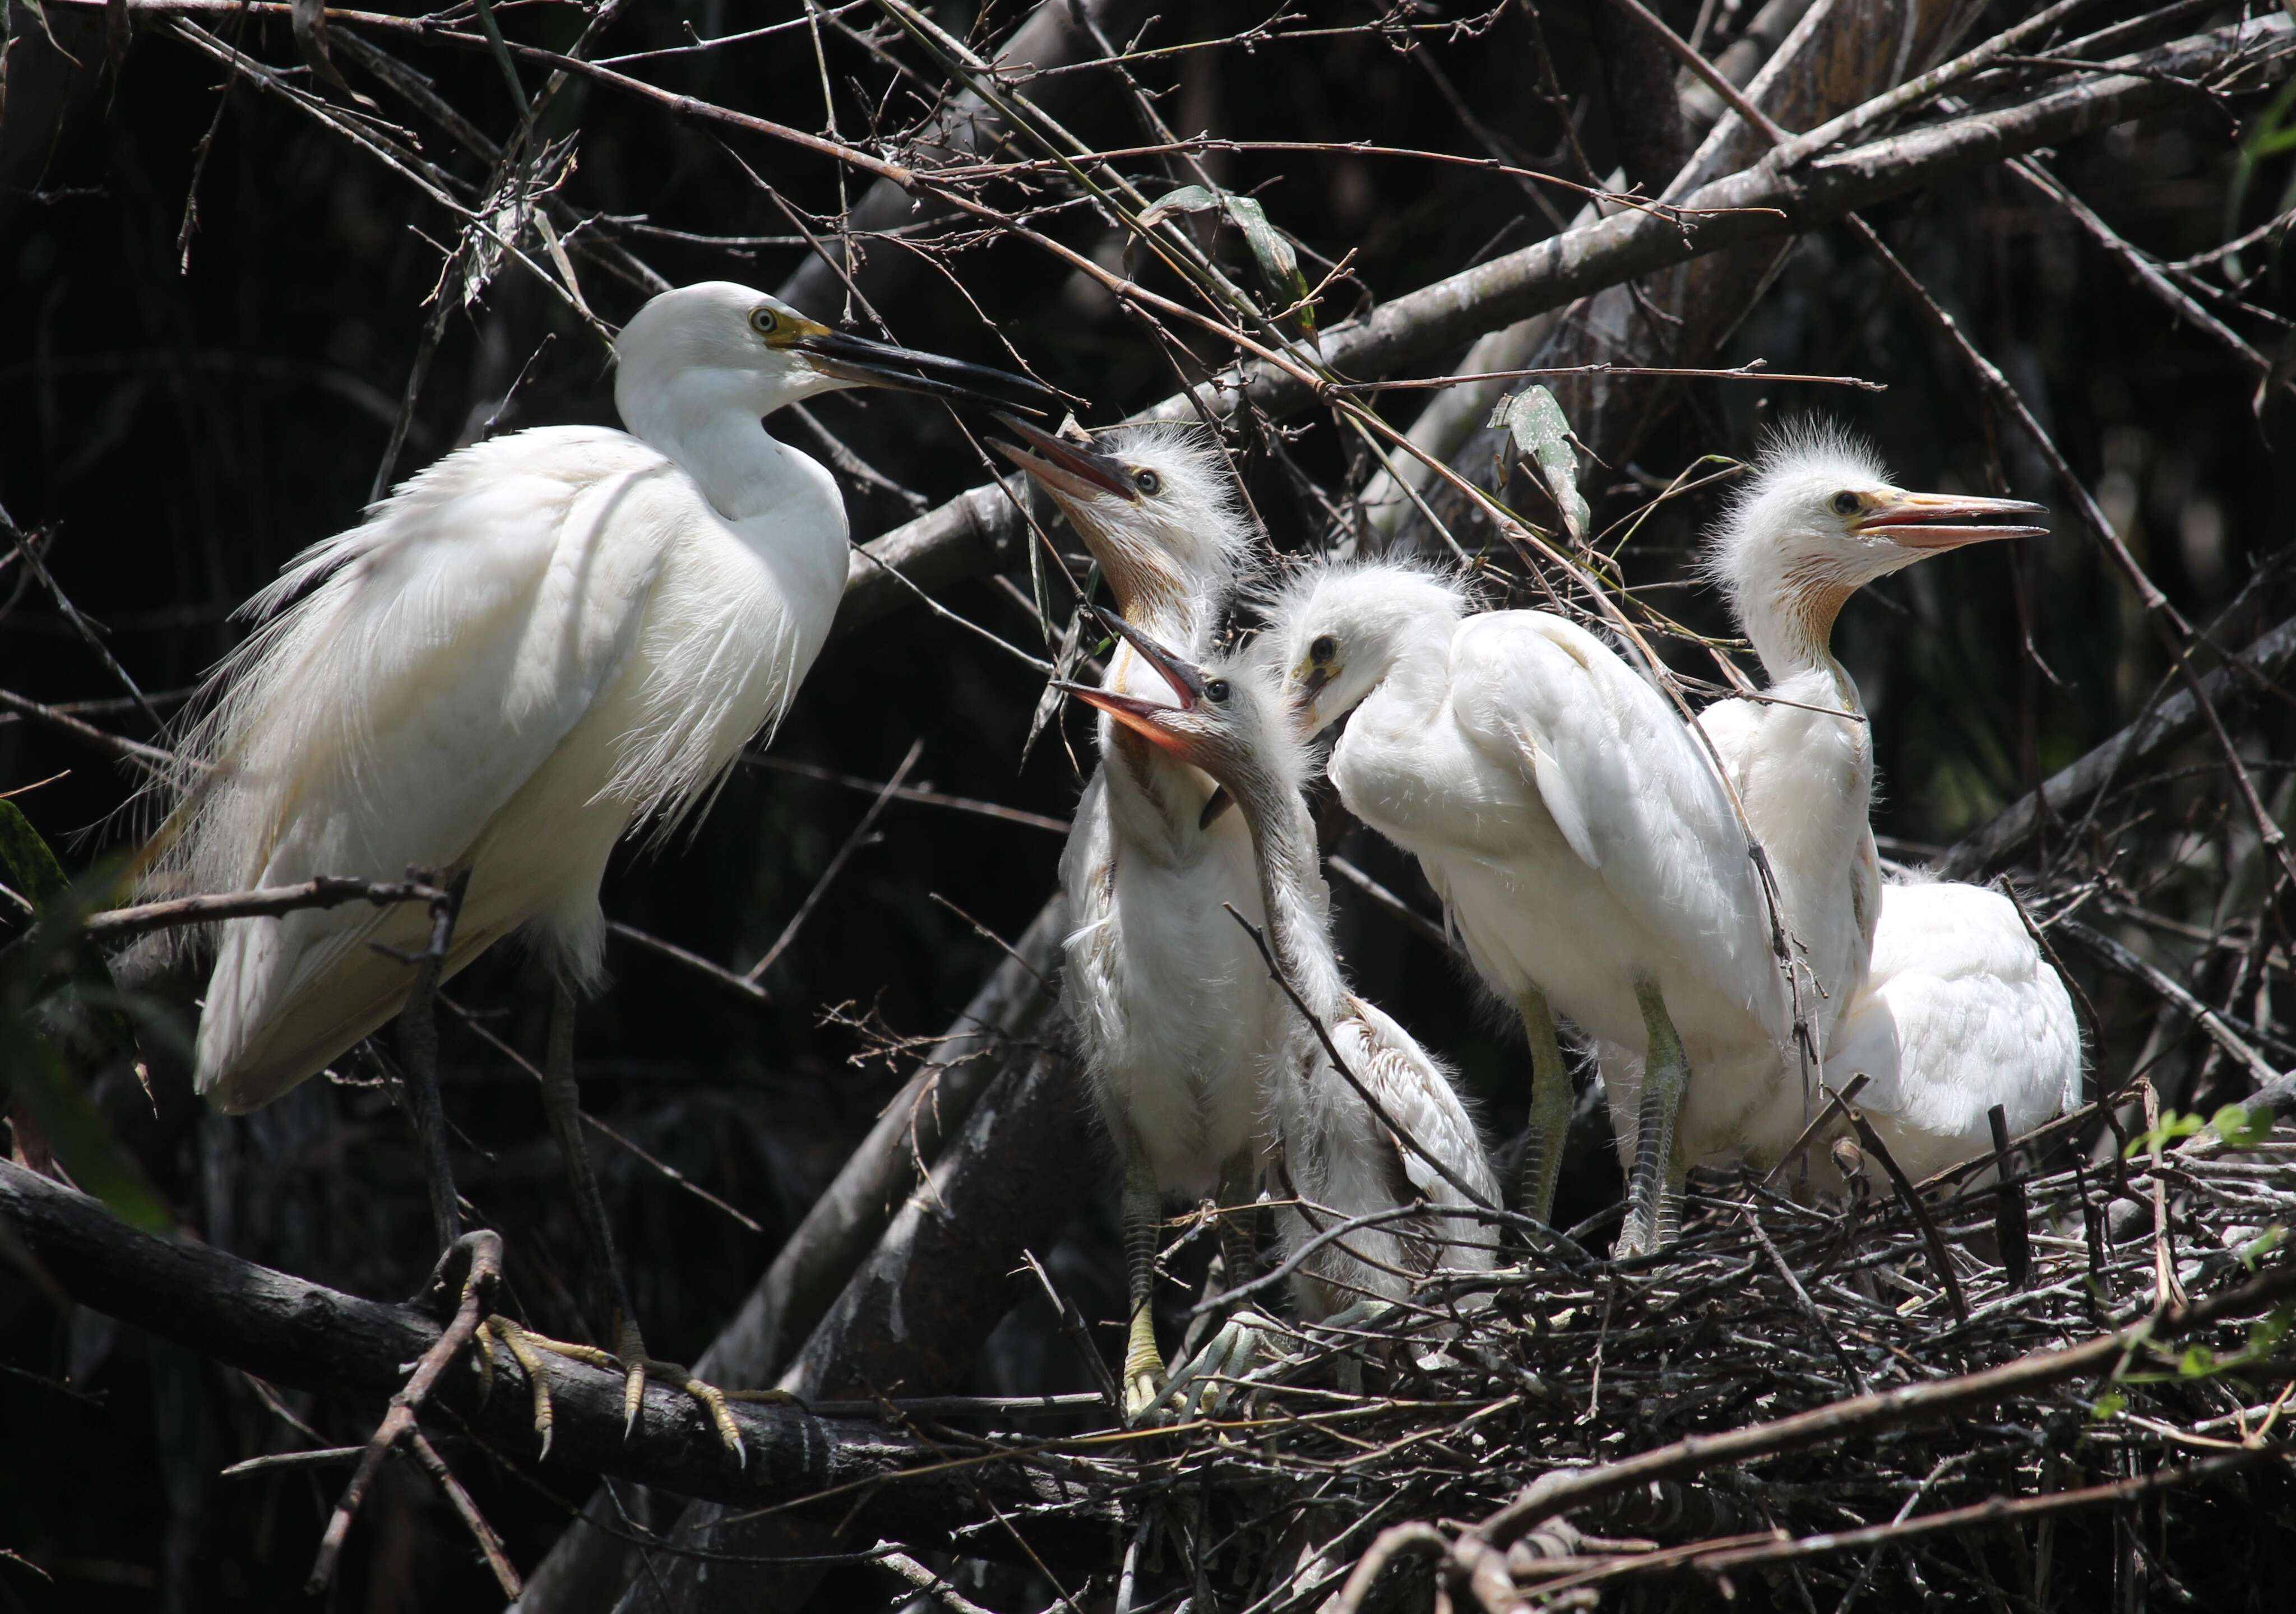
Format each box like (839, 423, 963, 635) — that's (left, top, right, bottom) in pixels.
(1232, 771, 1348, 1024)
(1739, 579, 1864, 715)
(619, 369, 824, 524)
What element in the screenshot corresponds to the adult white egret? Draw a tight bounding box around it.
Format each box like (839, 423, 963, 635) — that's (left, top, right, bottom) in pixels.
(1827, 878, 2082, 1183)
(1266, 561, 1784, 1256)
(1067, 613, 1498, 1415)
(149, 281, 1054, 1445)
(1599, 427, 2049, 1180)
(988, 417, 1280, 1421)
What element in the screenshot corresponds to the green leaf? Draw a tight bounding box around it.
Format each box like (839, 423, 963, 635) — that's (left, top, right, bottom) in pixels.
(0, 799, 70, 910)
(2090, 1389, 2127, 1420)
(2212, 1102, 2275, 1149)
(2123, 1109, 2206, 1157)
(1, 1019, 173, 1236)
(1487, 386, 1590, 544)
(1140, 185, 1316, 337)
(2178, 1344, 2218, 1378)
(2241, 1226, 2285, 1270)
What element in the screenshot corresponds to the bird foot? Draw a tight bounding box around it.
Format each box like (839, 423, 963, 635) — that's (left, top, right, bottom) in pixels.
(475, 1316, 748, 1463)
(1154, 1309, 1276, 1424)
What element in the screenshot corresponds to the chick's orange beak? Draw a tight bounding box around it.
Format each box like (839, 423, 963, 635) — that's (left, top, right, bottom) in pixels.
(1057, 606, 1208, 759)
(1857, 490, 2050, 551)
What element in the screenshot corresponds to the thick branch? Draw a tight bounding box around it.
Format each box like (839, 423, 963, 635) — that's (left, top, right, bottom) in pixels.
(1934, 612, 2296, 878)
(0, 1160, 1110, 1554)
(827, 15, 2294, 635)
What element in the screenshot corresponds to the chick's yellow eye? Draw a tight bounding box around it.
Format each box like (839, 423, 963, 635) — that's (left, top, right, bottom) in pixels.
(749, 307, 782, 337)
(1205, 678, 1230, 703)
(1309, 635, 1336, 664)
(1133, 468, 1163, 495)
(1831, 490, 1861, 516)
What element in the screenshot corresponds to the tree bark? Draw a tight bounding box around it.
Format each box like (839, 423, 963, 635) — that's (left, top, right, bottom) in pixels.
(594, 1044, 1102, 1614)
(514, 897, 1070, 1613)
(0, 1160, 1112, 1551)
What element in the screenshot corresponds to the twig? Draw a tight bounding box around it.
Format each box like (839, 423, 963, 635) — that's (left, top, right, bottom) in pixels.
(81, 877, 450, 941)
(745, 739, 924, 984)
(306, 1230, 502, 1593)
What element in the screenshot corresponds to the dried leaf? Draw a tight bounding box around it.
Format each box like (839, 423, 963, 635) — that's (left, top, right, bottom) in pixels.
(291, 0, 376, 108)
(1487, 386, 1590, 544)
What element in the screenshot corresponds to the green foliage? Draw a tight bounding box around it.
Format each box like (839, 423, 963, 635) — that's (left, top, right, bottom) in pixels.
(1141, 185, 1316, 337)
(1486, 386, 1589, 545)
(0, 802, 173, 1234)
(2212, 1102, 2275, 1148)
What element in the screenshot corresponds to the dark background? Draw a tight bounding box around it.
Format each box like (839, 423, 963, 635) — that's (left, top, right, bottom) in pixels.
(4, 0, 2293, 1607)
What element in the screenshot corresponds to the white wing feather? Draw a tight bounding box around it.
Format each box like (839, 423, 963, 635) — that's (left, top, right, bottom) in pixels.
(157, 426, 764, 1110)
(1832, 880, 2083, 1182)
(1446, 612, 1786, 1040)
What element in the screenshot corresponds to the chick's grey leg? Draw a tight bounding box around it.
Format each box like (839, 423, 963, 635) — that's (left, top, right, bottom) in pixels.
(1516, 985, 1570, 1228)
(1120, 1138, 1168, 1423)
(1618, 976, 1690, 1258)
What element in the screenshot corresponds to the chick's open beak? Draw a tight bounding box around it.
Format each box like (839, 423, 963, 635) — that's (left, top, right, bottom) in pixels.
(990, 412, 1139, 502)
(1057, 607, 1207, 758)
(791, 330, 1058, 414)
(1857, 490, 2050, 551)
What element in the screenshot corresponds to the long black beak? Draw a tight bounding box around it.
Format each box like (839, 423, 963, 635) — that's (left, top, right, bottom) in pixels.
(989, 412, 1138, 500)
(790, 329, 1059, 414)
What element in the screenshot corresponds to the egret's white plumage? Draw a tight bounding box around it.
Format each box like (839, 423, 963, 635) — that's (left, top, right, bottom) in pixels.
(1070, 628, 1499, 1320)
(152, 281, 1042, 1112)
(992, 419, 1280, 1417)
(1265, 560, 1784, 1250)
(1601, 424, 2050, 1176)
(997, 422, 1275, 1196)
(1829, 878, 2082, 1183)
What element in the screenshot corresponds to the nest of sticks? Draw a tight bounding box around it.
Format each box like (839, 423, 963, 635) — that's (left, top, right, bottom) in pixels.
(885, 1099, 2296, 1614)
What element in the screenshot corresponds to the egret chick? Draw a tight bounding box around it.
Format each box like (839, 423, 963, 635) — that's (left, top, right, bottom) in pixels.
(990, 418, 1279, 1421)
(1267, 561, 1784, 1256)
(1068, 614, 1498, 1416)
(1827, 878, 2081, 1184)
(1601, 425, 2050, 1175)
(150, 281, 1053, 1448)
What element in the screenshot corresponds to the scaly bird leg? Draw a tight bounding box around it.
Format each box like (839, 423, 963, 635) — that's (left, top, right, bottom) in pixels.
(530, 981, 745, 1459)
(1119, 1142, 1167, 1424)
(1516, 984, 1569, 1230)
(1155, 1148, 1268, 1423)
(1618, 976, 1691, 1258)
(395, 869, 471, 1255)
(1215, 1146, 1261, 1301)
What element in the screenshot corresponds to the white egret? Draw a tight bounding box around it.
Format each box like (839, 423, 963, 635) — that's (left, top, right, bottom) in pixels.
(988, 417, 1280, 1421)
(1266, 560, 1784, 1256)
(1067, 614, 1498, 1414)
(1827, 878, 2082, 1184)
(148, 280, 1054, 1444)
(1600, 427, 2049, 1179)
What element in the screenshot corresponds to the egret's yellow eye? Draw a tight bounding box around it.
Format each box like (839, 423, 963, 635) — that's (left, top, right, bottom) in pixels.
(1309, 634, 1336, 664)
(1205, 678, 1231, 704)
(1133, 467, 1163, 496)
(749, 306, 783, 338)
(1831, 490, 1861, 516)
